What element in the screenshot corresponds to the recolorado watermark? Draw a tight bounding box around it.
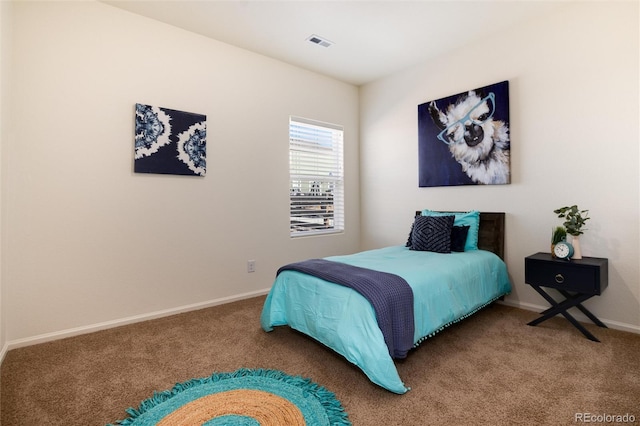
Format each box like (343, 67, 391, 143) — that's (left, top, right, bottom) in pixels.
(575, 413, 636, 423)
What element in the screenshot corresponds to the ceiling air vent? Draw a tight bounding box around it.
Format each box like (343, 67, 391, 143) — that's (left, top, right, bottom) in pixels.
(307, 34, 333, 48)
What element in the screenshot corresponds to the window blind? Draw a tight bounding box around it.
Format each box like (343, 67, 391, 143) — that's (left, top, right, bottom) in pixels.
(289, 116, 344, 237)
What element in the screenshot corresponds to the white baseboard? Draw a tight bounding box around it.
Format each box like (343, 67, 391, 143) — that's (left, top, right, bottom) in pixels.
(4, 291, 638, 355)
(0, 341, 8, 366)
(5, 288, 271, 352)
(498, 299, 640, 335)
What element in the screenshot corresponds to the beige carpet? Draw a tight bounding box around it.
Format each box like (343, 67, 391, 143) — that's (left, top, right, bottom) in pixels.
(1, 296, 638, 425)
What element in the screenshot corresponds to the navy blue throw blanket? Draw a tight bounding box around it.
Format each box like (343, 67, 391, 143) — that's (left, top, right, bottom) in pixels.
(277, 259, 415, 359)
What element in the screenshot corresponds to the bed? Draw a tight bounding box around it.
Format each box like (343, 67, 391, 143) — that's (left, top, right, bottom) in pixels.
(261, 211, 511, 394)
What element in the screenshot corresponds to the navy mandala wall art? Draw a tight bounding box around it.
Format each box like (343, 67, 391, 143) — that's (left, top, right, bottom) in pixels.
(134, 103, 207, 176)
(418, 81, 510, 187)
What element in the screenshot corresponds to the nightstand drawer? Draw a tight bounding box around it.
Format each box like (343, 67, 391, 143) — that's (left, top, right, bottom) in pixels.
(525, 253, 608, 295)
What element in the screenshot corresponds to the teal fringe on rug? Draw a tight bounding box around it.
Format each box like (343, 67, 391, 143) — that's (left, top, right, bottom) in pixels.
(108, 368, 351, 426)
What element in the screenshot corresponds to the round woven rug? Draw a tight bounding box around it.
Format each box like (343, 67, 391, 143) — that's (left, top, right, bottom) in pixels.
(109, 368, 351, 426)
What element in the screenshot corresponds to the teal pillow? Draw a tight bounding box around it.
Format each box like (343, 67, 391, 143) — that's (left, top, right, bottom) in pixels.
(421, 210, 480, 251)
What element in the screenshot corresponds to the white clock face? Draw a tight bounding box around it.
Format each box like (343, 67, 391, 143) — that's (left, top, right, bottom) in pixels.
(555, 243, 569, 258)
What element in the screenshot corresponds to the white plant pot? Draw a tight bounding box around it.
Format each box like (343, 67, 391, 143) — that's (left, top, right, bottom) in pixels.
(571, 235, 582, 259)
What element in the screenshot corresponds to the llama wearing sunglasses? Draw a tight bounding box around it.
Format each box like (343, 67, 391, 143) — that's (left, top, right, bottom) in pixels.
(428, 90, 510, 185)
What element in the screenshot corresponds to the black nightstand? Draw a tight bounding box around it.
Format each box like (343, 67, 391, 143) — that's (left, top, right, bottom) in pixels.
(525, 252, 608, 342)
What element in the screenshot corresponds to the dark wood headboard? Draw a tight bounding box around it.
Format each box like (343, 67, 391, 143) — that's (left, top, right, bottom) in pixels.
(414, 211, 505, 260)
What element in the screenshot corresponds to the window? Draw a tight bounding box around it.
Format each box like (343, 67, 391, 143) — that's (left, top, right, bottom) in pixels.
(289, 116, 344, 237)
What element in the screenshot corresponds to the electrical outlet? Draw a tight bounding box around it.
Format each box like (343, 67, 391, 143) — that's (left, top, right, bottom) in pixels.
(247, 260, 256, 273)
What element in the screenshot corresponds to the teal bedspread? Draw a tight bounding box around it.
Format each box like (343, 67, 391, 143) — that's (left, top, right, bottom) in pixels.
(260, 246, 511, 394)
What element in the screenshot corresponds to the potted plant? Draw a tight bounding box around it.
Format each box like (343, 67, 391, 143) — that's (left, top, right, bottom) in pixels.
(554, 205, 589, 259)
(551, 226, 567, 258)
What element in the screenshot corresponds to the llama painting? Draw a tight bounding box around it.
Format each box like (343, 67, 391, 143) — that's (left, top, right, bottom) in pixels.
(418, 81, 510, 187)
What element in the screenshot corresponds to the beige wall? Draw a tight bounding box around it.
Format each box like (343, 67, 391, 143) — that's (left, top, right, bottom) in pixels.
(0, 0, 12, 363)
(2, 0, 639, 353)
(359, 2, 639, 331)
(3, 1, 360, 345)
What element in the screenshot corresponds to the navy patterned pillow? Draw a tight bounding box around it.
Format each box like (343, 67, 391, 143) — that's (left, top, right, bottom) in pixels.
(409, 215, 454, 253)
(406, 220, 416, 247)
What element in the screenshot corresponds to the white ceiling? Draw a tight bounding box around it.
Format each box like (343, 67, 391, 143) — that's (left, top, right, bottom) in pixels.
(104, 0, 568, 86)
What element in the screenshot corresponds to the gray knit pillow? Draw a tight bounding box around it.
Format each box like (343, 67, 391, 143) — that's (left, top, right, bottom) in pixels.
(409, 215, 454, 253)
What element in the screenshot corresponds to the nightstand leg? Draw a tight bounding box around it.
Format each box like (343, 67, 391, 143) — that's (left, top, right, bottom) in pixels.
(557, 289, 608, 328)
(527, 286, 601, 342)
(557, 311, 600, 342)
